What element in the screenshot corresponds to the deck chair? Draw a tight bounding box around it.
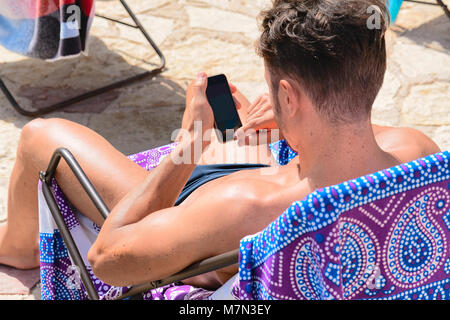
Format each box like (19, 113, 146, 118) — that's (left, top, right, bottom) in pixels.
(0, 0, 165, 117)
(38, 140, 450, 300)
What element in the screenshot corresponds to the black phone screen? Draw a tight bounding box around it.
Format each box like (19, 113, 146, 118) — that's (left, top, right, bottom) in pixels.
(206, 74, 242, 141)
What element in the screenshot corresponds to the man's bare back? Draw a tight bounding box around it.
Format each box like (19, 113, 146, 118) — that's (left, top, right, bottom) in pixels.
(180, 123, 441, 288)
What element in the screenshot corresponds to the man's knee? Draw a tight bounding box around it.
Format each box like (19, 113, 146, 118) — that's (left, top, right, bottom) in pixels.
(18, 118, 64, 155)
(20, 118, 65, 140)
(20, 118, 45, 140)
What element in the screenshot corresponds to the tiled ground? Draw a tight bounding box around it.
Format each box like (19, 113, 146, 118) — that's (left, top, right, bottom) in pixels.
(0, 0, 448, 299)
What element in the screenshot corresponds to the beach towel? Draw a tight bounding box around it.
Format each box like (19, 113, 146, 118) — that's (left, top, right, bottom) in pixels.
(0, 0, 94, 60)
(38, 142, 218, 300)
(233, 150, 450, 300)
(40, 143, 191, 299)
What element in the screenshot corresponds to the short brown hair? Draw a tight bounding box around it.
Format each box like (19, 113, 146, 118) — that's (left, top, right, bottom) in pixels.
(258, 0, 389, 124)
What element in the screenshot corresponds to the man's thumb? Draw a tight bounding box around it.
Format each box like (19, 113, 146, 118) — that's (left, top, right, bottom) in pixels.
(193, 72, 208, 95)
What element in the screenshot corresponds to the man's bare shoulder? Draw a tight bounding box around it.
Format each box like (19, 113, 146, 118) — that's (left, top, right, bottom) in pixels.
(373, 124, 441, 162)
(184, 167, 306, 233)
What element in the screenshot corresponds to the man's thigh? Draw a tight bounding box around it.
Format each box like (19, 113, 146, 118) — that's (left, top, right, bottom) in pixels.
(33, 118, 148, 226)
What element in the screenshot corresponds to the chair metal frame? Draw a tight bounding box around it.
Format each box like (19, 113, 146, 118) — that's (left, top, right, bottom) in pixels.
(39, 147, 239, 300)
(404, 0, 450, 18)
(0, 0, 166, 117)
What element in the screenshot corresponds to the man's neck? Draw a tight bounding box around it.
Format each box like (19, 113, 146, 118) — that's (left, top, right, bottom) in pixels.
(294, 121, 399, 190)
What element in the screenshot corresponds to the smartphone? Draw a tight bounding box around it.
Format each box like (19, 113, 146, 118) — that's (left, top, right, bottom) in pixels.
(206, 74, 242, 142)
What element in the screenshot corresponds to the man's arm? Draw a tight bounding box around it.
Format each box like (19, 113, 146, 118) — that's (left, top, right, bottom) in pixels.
(92, 138, 199, 231)
(88, 72, 219, 284)
(87, 178, 266, 286)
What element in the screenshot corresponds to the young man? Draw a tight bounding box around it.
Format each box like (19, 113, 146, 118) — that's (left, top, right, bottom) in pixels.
(0, 0, 440, 290)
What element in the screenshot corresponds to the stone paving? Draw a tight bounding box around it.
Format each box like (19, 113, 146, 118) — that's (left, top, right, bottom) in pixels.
(0, 0, 449, 299)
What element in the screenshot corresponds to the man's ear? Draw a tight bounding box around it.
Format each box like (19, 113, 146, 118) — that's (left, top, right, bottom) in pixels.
(279, 79, 299, 117)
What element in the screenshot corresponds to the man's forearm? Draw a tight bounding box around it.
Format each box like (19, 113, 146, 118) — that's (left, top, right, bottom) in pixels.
(102, 136, 202, 230)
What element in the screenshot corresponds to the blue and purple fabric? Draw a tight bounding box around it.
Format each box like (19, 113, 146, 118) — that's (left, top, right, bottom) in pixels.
(37, 142, 208, 300)
(234, 149, 450, 300)
(0, 0, 94, 60)
(38, 141, 450, 300)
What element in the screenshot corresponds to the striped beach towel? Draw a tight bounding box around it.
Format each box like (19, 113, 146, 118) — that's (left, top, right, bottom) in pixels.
(0, 0, 94, 60)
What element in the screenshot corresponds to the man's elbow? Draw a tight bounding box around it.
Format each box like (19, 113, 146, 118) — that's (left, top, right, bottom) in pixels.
(87, 243, 128, 287)
(87, 244, 109, 282)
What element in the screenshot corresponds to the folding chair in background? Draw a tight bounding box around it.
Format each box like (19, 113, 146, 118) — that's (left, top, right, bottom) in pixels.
(0, 0, 165, 117)
(38, 140, 450, 300)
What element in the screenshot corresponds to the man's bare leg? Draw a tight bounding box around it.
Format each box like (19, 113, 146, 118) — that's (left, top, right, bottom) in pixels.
(0, 118, 149, 269)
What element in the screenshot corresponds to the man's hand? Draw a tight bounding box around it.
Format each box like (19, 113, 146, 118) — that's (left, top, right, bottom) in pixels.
(229, 83, 242, 111)
(234, 93, 280, 145)
(180, 72, 215, 140)
(235, 93, 278, 136)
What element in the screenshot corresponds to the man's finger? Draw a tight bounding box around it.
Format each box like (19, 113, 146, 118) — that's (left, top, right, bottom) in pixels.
(234, 125, 271, 147)
(233, 95, 242, 110)
(234, 121, 254, 141)
(247, 106, 267, 119)
(246, 95, 262, 115)
(248, 94, 268, 115)
(229, 82, 237, 94)
(247, 117, 269, 132)
(194, 72, 207, 88)
(234, 116, 267, 140)
(192, 72, 208, 102)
